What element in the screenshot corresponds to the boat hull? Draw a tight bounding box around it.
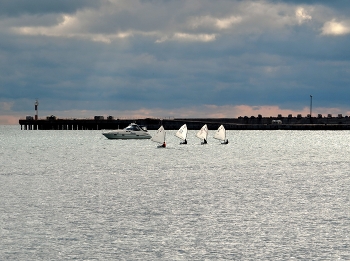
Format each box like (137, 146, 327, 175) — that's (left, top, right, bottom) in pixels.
(102, 132, 151, 139)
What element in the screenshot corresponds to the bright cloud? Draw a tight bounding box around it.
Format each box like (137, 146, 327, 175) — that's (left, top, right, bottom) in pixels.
(175, 32, 216, 42)
(156, 33, 216, 43)
(12, 13, 216, 43)
(14, 14, 80, 36)
(189, 15, 242, 30)
(10, 1, 316, 44)
(295, 7, 312, 24)
(321, 19, 350, 36)
(11, 14, 136, 43)
(215, 16, 242, 29)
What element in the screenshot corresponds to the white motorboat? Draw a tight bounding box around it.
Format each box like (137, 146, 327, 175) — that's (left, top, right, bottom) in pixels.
(102, 123, 152, 139)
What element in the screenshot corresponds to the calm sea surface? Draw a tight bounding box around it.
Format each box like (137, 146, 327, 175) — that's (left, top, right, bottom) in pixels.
(1, 125, 349, 260)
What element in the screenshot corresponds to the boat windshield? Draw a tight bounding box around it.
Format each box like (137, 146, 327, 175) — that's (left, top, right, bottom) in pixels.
(125, 124, 141, 131)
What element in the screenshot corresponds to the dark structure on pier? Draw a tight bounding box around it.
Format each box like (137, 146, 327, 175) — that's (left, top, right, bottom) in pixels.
(19, 114, 350, 130)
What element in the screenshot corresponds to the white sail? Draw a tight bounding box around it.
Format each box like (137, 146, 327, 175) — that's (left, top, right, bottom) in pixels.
(214, 125, 226, 141)
(196, 124, 208, 140)
(151, 125, 166, 144)
(175, 124, 188, 141)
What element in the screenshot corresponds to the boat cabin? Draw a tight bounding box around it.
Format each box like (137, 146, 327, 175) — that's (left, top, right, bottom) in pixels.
(272, 120, 282, 124)
(125, 124, 142, 131)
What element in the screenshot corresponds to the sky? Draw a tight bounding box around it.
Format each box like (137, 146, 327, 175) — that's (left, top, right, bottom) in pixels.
(1, 0, 350, 124)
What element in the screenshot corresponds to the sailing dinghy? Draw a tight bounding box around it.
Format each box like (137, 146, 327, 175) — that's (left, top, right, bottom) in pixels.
(214, 125, 228, 144)
(196, 124, 208, 144)
(175, 124, 188, 144)
(151, 125, 166, 148)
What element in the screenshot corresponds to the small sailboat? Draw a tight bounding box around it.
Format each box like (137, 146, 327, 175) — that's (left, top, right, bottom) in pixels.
(175, 124, 188, 144)
(214, 125, 228, 144)
(196, 124, 208, 144)
(151, 125, 166, 148)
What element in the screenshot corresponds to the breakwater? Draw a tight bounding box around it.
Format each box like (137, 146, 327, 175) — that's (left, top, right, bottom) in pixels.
(19, 116, 350, 130)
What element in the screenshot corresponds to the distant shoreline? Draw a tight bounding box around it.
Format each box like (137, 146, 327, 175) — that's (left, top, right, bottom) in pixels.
(19, 116, 350, 130)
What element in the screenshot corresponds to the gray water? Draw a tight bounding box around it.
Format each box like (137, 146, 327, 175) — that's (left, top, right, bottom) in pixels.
(1, 125, 349, 260)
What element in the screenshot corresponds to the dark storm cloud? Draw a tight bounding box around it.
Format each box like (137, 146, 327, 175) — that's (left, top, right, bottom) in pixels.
(1, 0, 350, 121)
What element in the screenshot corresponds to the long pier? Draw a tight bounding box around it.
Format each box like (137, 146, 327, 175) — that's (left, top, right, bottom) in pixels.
(19, 116, 350, 130)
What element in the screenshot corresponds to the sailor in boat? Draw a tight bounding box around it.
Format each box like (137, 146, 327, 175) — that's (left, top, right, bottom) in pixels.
(223, 139, 228, 144)
(180, 139, 187, 145)
(202, 139, 207, 145)
(160, 142, 166, 148)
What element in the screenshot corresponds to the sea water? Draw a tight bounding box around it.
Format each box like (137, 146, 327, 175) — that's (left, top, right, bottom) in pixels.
(0, 125, 349, 260)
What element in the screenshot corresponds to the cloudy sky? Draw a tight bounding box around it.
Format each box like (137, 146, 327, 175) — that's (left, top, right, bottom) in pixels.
(1, 0, 350, 124)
